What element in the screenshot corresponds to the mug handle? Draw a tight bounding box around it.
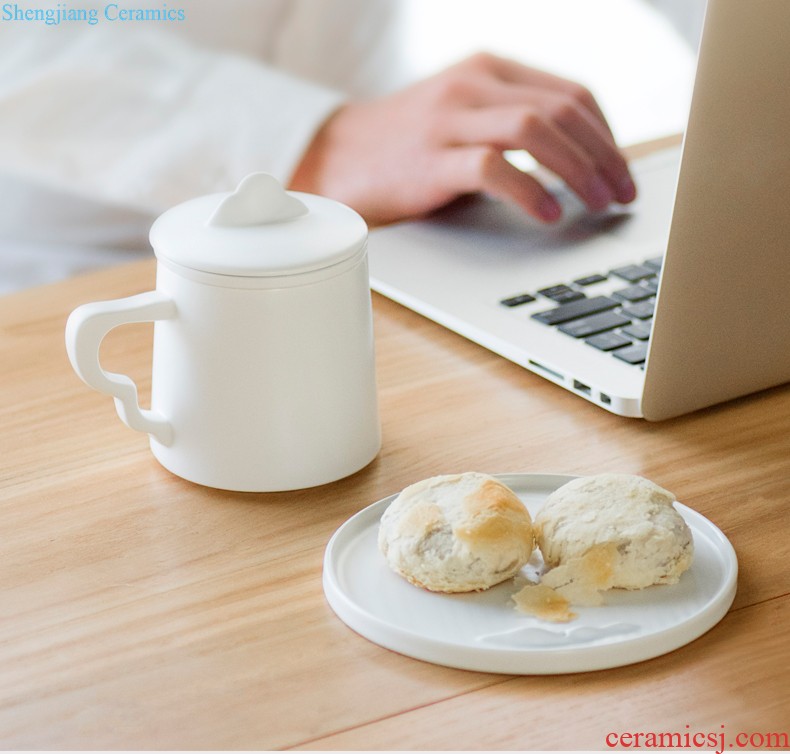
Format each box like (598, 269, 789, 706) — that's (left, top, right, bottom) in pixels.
(65, 290, 177, 446)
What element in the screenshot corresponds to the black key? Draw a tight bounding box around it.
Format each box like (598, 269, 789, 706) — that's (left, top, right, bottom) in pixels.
(641, 278, 660, 294)
(537, 284, 585, 304)
(532, 296, 619, 326)
(611, 264, 655, 282)
(558, 311, 631, 338)
(574, 273, 608, 286)
(585, 331, 633, 351)
(622, 321, 652, 341)
(644, 256, 663, 271)
(621, 300, 655, 319)
(500, 293, 536, 307)
(613, 343, 649, 364)
(612, 285, 653, 303)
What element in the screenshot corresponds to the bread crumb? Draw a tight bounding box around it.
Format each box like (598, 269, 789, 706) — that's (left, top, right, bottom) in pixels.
(541, 542, 619, 607)
(511, 545, 616, 622)
(512, 583, 577, 623)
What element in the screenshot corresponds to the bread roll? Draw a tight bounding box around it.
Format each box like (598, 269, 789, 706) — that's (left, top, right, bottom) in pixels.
(535, 473, 693, 589)
(378, 473, 535, 593)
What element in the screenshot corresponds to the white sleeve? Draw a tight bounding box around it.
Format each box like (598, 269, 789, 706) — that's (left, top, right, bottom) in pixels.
(0, 25, 346, 213)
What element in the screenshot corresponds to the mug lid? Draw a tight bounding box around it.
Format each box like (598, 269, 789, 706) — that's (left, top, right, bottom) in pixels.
(149, 173, 367, 277)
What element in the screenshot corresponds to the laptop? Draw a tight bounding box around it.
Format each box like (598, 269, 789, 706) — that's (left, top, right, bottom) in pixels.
(367, 0, 790, 420)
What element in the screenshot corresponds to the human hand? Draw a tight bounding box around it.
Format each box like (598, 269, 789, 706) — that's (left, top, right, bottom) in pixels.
(290, 52, 637, 226)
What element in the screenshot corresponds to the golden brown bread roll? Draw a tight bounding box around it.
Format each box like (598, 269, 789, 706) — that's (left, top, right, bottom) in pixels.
(378, 472, 535, 593)
(535, 473, 694, 590)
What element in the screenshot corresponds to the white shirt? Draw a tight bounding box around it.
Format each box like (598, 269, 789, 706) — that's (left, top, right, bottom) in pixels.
(0, 0, 406, 212)
(0, 0, 404, 291)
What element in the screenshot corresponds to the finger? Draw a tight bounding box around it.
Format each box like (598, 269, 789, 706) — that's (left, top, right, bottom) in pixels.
(467, 52, 614, 132)
(535, 94, 636, 204)
(458, 78, 619, 160)
(441, 106, 620, 212)
(448, 80, 635, 203)
(436, 145, 563, 223)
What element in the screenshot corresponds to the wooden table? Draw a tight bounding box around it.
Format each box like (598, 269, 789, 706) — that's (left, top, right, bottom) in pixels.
(2, 200, 789, 750)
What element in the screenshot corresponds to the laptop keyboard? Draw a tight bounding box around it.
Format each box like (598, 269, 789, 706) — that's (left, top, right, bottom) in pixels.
(500, 256, 663, 367)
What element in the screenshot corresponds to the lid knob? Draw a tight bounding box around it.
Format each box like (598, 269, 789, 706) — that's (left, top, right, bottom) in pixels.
(207, 173, 309, 228)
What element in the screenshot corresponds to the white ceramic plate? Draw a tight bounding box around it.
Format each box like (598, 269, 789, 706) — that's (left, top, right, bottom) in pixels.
(323, 473, 738, 674)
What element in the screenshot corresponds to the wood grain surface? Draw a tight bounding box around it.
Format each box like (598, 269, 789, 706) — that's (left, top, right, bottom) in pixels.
(1, 164, 788, 749)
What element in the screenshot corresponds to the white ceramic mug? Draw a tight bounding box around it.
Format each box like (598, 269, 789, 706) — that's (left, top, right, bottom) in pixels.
(65, 174, 381, 492)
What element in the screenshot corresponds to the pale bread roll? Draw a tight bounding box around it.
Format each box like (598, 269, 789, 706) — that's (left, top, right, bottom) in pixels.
(535, 473, 693, 589)
(378, 473, 535, 593)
